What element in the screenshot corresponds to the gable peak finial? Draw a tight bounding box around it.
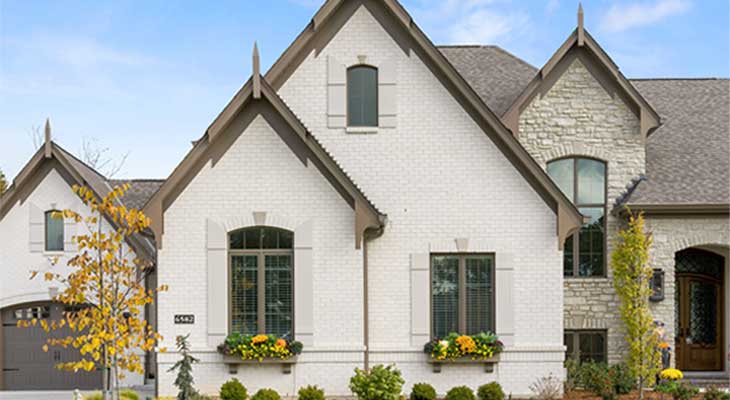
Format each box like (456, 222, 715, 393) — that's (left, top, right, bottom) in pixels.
(253, 41, 261, 99)
(577, 2, 585, 46)
(44, 118, 52, 158)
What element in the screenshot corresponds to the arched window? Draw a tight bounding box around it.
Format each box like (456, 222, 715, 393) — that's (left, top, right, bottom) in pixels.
(45, 210, 64, 252)
(228, 227, 294, 338)
(547, 158, 606, 277)
(347, 65, 378, 127)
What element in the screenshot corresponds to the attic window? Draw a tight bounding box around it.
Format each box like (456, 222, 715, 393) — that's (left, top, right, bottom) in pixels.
(347, 66, 378, 127)
(45, 210, 64, 252)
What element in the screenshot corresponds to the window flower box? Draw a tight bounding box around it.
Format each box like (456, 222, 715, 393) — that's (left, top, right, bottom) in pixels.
(424, 332, 503, 373)
(222, 354, 299, 374)
(218, 333, 302, 374)
(427, 355, 500, 373)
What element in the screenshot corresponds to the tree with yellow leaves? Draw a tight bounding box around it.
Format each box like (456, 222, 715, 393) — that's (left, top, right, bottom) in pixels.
(0, 168, 7, 195)
(22, 184, 167, 400)
(612, 212, 661, 399)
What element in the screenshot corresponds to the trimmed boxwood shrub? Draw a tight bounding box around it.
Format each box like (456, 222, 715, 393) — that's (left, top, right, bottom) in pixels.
(446, 386, 476, 400)
(350, 364, 404, 400)
(251, 389, 281, 400)
(298, 385, 325, 400)
(410, 383, 437, 400)
(220, 378, 248, 400)
(477, 383, 504, 400)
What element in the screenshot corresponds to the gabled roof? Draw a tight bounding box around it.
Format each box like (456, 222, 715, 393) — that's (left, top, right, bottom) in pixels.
(0, 138, 156, 260)
(142, 74, 386, 249)
(206, 0, 584, 249)
(502, 24, 661, 140)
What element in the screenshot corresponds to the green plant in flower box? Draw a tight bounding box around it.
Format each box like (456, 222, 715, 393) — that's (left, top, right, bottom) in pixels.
(217, 332, 303, 361)
(423, 332, 503, 361)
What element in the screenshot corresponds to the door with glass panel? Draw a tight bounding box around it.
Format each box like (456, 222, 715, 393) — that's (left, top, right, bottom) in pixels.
(229, 227, 294, 340)
(675, 248, 724, 371)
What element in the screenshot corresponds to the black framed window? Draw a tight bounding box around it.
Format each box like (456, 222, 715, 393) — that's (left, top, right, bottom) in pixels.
(45, 210, 64, 252)
(229, 227, 294, 339)
(564, 330, 607, 363)
(347, 65, 378, 127)
(431, 254, 494, 338)
(547, 158, 606, 277)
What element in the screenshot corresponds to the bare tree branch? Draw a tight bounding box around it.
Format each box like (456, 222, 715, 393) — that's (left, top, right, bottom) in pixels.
(80, 137, 129, 178)
(29, 125, 46, 150)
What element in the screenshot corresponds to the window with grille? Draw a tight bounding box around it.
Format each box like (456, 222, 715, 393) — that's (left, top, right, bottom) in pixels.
(564, 330, 606, 363)
(431, 254, 494, 338)
(347, 65, 378, 127)
(229, 227, 293, 339)
(547, 158, 607, 277)
(45, 210, 64, 252)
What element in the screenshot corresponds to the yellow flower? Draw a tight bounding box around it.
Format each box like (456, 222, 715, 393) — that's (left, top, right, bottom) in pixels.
(455, 335, 476, 354)
(658, 342, 670, 349)
(275, 338, 287, 349)
(659, 368, 683, 381)
(252, 334, 268, 345)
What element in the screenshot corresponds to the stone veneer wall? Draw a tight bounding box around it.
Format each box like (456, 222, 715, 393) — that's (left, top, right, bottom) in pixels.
(644, 216, 730, 369)
(517, 58, 644, 363)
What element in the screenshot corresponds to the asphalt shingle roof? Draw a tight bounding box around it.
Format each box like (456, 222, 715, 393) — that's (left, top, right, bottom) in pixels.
(628, 79, 730, 205)
(440, 45, 730, 206)
(109, 179, 165, 210)
(439, 45, 537, 116)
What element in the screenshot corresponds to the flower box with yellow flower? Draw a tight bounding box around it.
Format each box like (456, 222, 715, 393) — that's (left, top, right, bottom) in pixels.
(217, 333, 303, 374)
(423, 332, 503, 373)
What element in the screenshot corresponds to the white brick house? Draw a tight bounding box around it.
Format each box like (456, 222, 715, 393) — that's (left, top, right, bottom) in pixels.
(1, 0, 728, 396)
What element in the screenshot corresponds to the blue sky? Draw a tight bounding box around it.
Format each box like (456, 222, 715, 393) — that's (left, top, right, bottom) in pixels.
(1, 0, 728, 180)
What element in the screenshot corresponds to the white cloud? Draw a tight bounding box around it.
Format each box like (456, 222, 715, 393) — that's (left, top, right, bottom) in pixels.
(545, 0, 560, 15)
(600, 0, 691, 33)
(410, 0, 530, 45)
(448, 9, 529, 44)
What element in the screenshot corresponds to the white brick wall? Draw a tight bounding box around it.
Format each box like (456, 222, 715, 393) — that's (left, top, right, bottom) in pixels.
(277, 5, 563, 396)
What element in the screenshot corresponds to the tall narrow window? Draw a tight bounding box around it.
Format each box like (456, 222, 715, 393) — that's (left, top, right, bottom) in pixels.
(45, 210, 64, 252)
(229, 227, 294, 339)
(431, 254, 494, 338)
(347, 66, 378, 127)
(547, 158, 606, 277)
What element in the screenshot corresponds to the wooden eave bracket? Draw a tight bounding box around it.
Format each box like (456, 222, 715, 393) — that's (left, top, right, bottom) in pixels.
(355, 200, 384, 249)
(558, 205, 583, 251)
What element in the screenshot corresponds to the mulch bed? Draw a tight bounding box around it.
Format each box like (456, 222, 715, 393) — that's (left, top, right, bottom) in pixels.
(565, 390, 704, 400)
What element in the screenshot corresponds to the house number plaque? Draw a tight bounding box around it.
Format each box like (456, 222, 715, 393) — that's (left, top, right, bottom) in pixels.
(174, 314, 195, 324)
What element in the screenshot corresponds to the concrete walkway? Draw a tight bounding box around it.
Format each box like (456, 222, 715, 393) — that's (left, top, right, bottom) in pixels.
(0, 387, 155, 400)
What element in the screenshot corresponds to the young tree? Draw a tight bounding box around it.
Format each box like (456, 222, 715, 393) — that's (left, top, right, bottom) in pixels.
(0, 168, 7, 195)
(21, 184, 167, 400)
(168, 334, 200, 400)
(611, 212, 661, 399)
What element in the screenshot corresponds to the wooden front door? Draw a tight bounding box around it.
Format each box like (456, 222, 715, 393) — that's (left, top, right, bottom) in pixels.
(675, 249, 725, 371)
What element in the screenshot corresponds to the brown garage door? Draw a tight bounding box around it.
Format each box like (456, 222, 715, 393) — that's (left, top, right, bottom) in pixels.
(2, 302, 102, 390)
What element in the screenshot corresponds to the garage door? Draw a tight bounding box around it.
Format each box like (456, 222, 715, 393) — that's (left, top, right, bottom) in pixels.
(2, 302, 102, 390)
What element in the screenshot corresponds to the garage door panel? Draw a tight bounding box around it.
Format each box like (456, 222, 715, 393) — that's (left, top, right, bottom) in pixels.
(2, 302, 102, 390)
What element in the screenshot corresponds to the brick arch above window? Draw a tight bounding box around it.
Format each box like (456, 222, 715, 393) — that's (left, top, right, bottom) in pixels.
(538, 145, 611, 168)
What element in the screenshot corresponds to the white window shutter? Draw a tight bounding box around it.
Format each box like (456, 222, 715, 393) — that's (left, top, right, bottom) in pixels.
(495, 252, 514, 347)
(206, 219, 228, 347)
(410, 253, 430, 346)
(327, 55, 346, 128)
(378, 58, 397, 128)
(294, 220, 314, 346)
(63, 219, 76, 252)
(29, 203, 44, 253)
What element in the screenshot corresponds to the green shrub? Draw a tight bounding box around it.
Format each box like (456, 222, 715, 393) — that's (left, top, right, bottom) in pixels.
(85, 391, 139, 400)
(298, 385, 325, 400)
(564, 357, 581, 392)
(411, 383, 437, 400)
(349, 364, 404, 400)
(609, 363, 635, 395)
(251, 389, 281, 400)
(445, 386, 476, 400)
(704, 386, 726, 400)
(477, 383, 504, 400)
(579, 362, 615, 400)
(220, 378, 248, 400)
(656, 381, 699, 400)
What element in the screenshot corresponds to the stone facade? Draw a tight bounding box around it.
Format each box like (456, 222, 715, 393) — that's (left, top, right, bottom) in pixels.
(517, 58, 644, 363)
(644, 216, 730, 370)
